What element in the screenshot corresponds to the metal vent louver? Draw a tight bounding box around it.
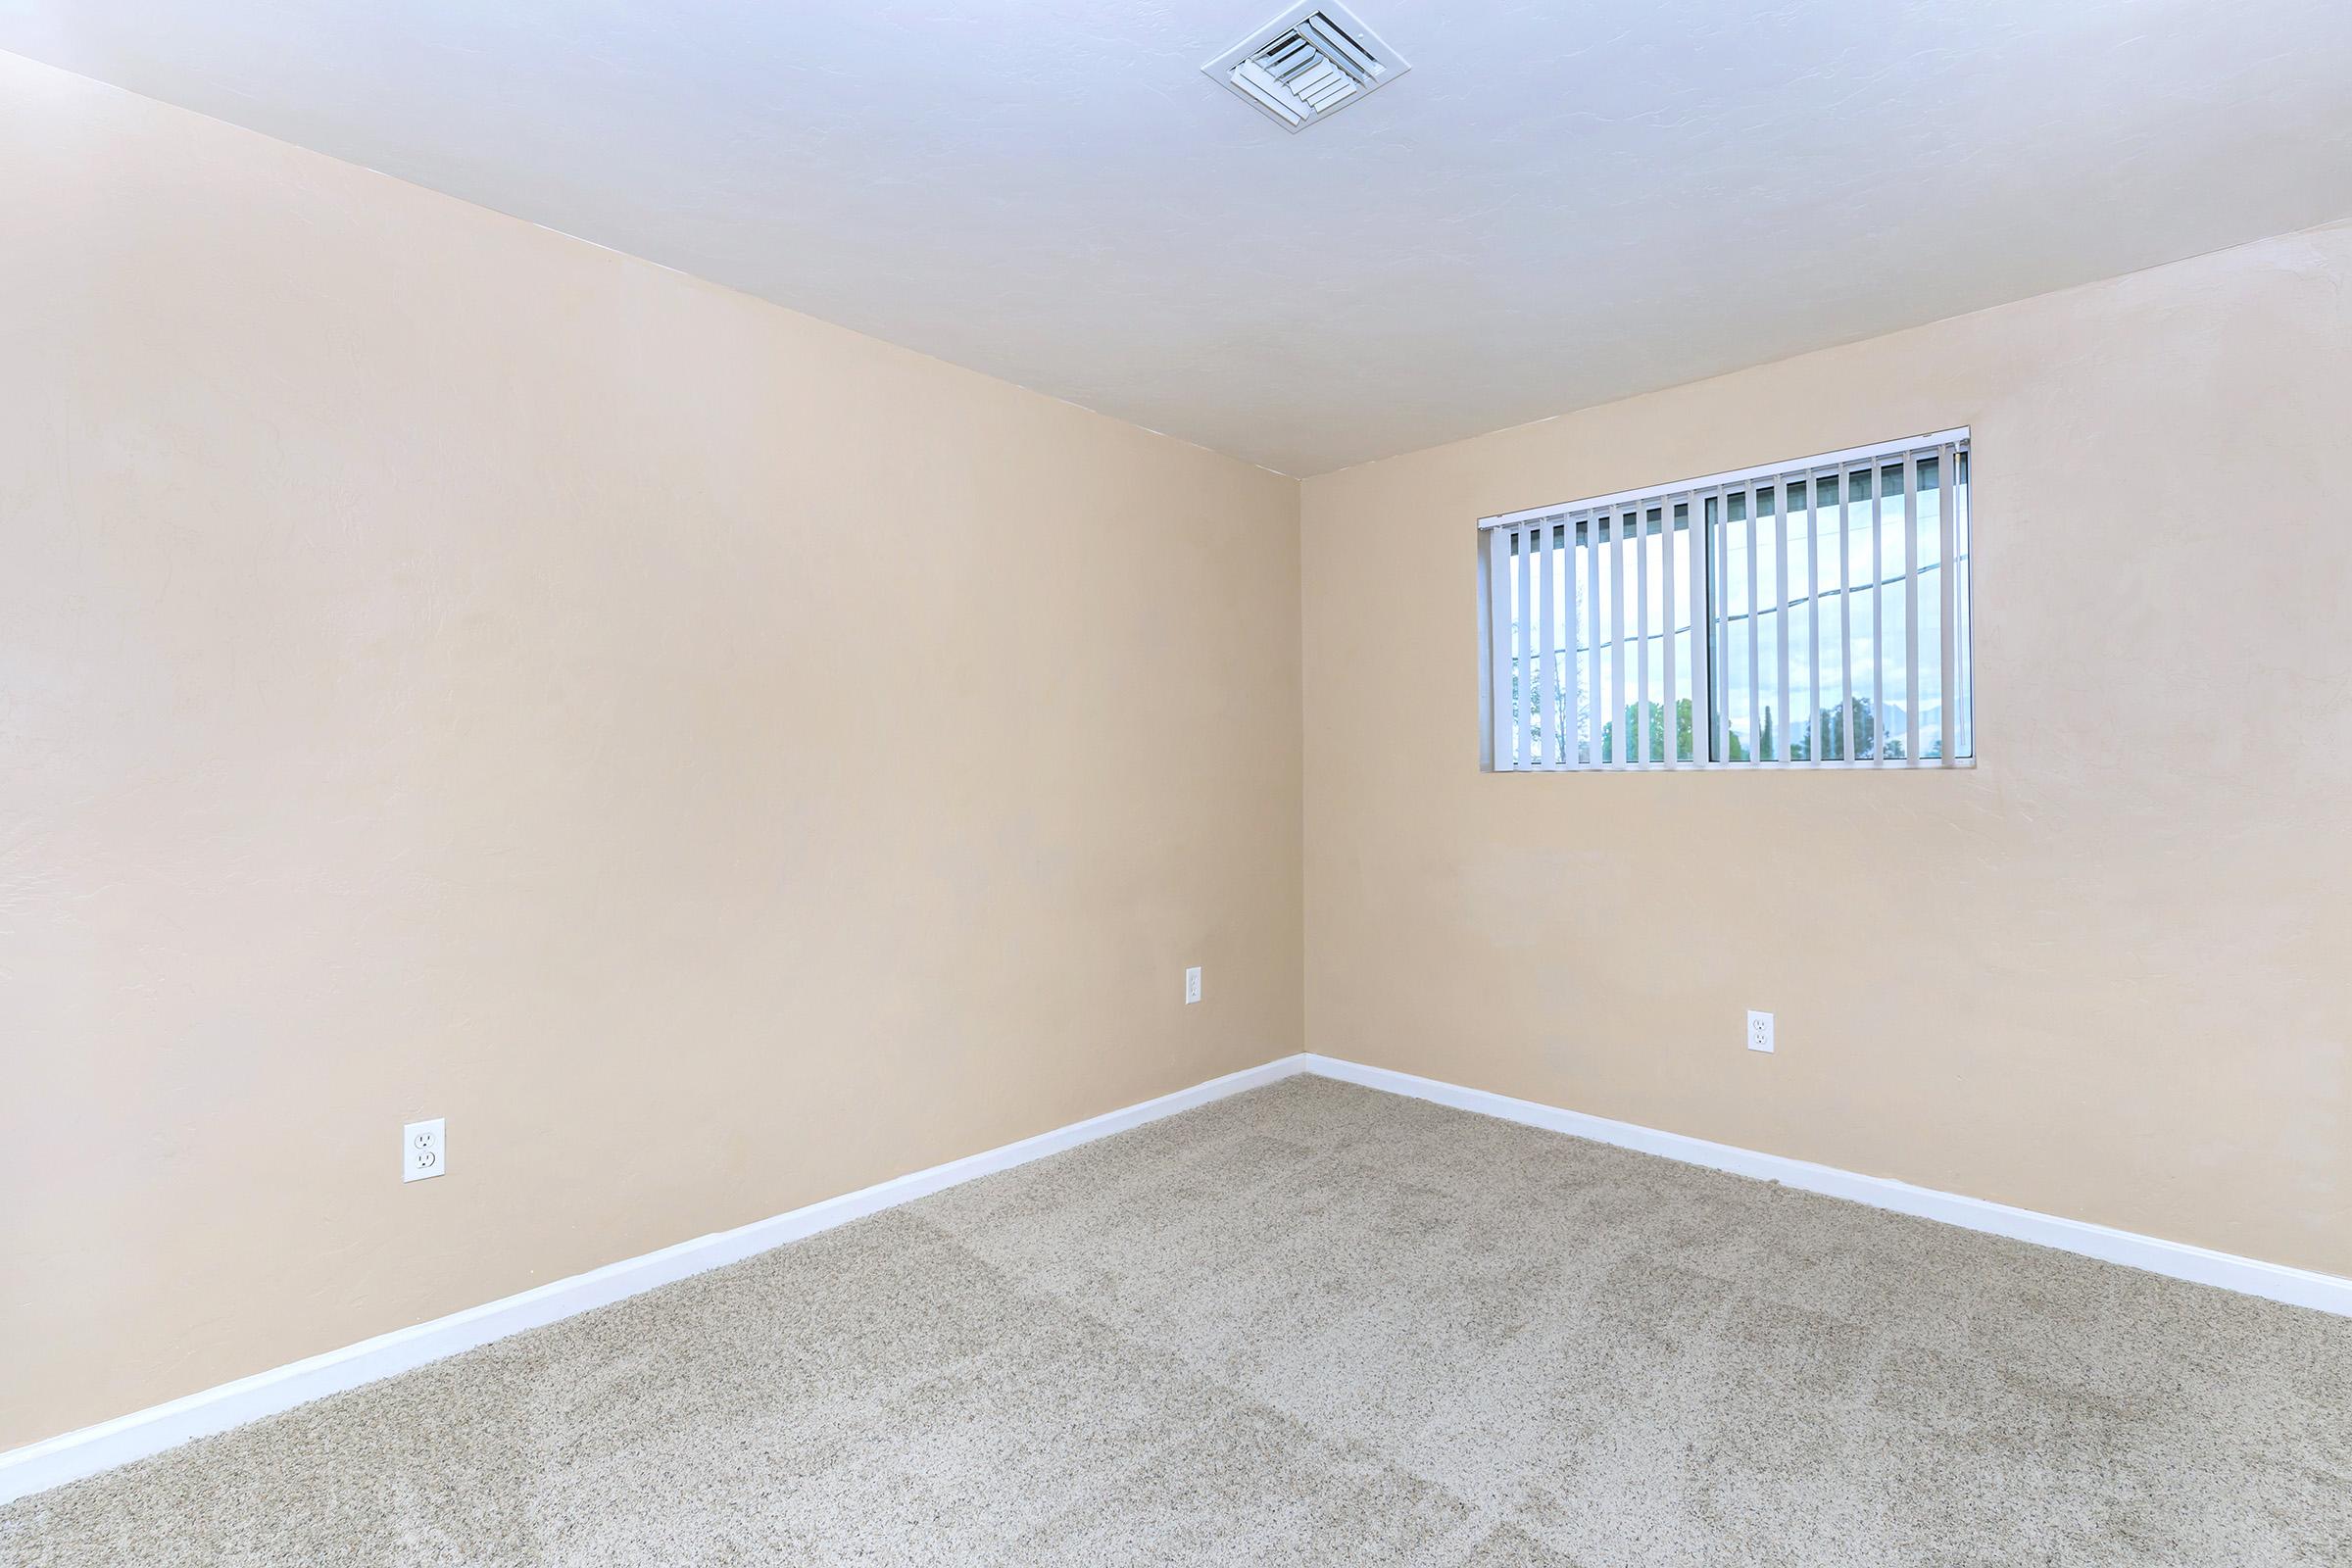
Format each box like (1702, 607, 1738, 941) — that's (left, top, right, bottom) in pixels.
(1204, 4, 1410, 131)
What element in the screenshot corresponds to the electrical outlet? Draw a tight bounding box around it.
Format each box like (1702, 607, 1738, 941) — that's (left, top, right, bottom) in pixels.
(402, 1117, 446, 1182)
(1184, 966, 1202, 1004)
(1746, 1010, 1775, 1054)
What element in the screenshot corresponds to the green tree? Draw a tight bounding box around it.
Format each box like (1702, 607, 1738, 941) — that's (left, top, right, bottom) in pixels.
(1597, 698, 1686, 764)
(1820, 696, 1879, 760)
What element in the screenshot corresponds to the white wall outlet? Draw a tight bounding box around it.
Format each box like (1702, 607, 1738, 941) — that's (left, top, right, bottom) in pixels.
(402, 1117, 446, 1182)
(1184, 965, 1202, 1004)
(1746, 1010, 1775, 1054)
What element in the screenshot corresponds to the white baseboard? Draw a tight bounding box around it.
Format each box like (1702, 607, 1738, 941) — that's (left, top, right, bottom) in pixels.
(0, 1054, 1312, 1505)
(1302, 1054, 2352, 1319)
(13, 1048, 2346, 1505)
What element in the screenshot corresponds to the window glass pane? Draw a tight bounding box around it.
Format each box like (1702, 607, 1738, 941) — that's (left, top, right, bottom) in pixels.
(1598, 505, 1668, 766)
(1828, 467, 1875, 759)
(1563, 509, 1688, 764)
(1730, 462, 1956, 765)
(1544, 521, 1568, 765)
(1717, 486, 1794, 763)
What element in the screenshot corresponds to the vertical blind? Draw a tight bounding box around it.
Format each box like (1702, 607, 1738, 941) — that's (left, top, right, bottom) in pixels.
(1480, 430, 1972, 770)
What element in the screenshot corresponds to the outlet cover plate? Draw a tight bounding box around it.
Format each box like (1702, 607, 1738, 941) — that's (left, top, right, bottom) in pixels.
(1746, 1010, 1775, 1054)
(403, 1117, 446, 1182)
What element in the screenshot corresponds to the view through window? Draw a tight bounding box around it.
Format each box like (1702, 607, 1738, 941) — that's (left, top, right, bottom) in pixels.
(1480, 432, 1972, 769)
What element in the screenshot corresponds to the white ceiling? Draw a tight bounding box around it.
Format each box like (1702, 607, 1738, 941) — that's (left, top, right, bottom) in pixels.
(8, 1, 2352, 475)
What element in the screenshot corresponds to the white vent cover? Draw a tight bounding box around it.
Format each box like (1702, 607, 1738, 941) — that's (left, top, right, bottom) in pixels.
(1203, 4, 1411, 132)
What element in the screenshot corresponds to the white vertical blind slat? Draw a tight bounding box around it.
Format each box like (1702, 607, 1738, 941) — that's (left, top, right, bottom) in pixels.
(1610, 511, 1629, 768)
(1806, 472, 1822, 764)
(1488, 527, 1515, 768)
(1507, 526, 1523, 768)
(1536, 520, 1559, 769)
(1838, 471, 1854, 761)
(1501, 527, 1515, 762)
(1662, 500, 1679, 764)
(1592, 510, 1609, 767)
(1636, 507, 1652, 764)
(1870, 468, 1886, 763)
(1695, 494, 1715, 763)
(1519, 523, 1540, 765)
(1774, 481, 1790, 762)
(1561, 514, 1583, 767)
(1954, 454, 1972, 760)
(1712, 493, 1730, 764)
(1743, 488, 1759, 765)
(1590, 510, 1608, 766)
(1938, 445, 1958, 765)
(1902, 454, 1921, 765)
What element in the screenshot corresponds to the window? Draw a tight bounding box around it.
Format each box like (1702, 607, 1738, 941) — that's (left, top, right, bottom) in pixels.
(1479, 430, 1972, 770)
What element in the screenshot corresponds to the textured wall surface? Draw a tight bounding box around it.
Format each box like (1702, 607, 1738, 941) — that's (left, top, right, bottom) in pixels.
(0, 55, 1301, 1450)
(1301, 222, 2352, 1279)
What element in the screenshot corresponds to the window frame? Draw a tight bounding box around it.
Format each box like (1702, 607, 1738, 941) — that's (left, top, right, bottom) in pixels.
(1478, 428, 1974, 772)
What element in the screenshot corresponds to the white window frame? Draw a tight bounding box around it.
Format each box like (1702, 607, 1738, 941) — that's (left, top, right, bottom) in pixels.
(1478, 428, 1974, 772)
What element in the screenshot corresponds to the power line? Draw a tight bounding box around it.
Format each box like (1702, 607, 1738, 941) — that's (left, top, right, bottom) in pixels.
(1517, 559, 1951, 660)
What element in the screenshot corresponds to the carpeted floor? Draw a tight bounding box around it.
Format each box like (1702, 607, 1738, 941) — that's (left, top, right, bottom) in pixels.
(5, 1076, 2349, 1566)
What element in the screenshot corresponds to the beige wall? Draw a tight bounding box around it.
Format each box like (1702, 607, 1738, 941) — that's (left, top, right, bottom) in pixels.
(0, 55, 1301, 1449)
(1302, 221, 2352, 1281)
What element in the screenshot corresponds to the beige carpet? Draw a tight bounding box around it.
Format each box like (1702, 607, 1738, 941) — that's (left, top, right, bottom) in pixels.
(5, 1076, 2348, 1566)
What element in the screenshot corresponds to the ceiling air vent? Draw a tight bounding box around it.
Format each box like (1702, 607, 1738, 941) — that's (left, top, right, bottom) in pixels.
(1203, 4, 1411, 132)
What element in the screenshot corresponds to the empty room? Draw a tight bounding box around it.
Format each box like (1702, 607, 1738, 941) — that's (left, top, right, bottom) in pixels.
(3, 2, 2348, 1562)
